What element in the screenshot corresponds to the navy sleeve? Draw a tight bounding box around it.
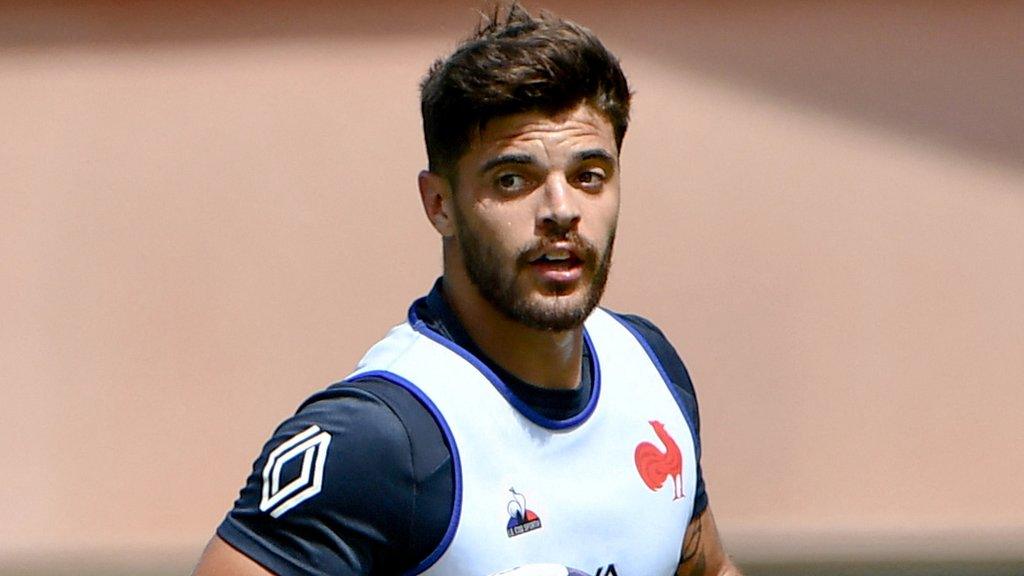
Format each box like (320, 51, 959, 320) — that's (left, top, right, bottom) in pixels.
(616, 314, 709, 517)
(217, 379, 453, 576)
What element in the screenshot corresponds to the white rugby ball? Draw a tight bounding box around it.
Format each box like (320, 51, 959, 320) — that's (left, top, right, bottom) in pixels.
(488, 564, 590, 576)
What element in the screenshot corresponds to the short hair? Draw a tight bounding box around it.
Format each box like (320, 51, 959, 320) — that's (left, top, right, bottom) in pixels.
(420, 3, 632, 179)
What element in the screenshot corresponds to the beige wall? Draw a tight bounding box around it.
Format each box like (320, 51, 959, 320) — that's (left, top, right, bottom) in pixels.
(2, 1, 1022, 569)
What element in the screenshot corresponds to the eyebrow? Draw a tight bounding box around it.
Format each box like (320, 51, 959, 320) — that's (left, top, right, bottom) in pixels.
(573, 148, 616, 165)
(479, 149, 616, 175)
(479, 153, 536, 175)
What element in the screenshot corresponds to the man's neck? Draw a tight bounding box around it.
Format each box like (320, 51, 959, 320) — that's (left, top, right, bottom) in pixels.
(441, 275, 584, 391)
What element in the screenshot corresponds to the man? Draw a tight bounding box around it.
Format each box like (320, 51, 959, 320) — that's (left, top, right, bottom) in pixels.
(194, 4, 741, 575)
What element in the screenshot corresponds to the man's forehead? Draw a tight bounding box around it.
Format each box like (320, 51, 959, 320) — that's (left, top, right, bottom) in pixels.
(469, 105, 617, 158)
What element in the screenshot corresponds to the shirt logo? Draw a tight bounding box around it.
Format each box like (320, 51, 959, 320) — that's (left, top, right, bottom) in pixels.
(634, 420, 684, 500)
(259, 424, 332, 518)
(506, 487, 542, 537)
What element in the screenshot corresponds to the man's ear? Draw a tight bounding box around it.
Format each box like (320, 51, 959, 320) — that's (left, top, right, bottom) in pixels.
(418, 170, 456, 237)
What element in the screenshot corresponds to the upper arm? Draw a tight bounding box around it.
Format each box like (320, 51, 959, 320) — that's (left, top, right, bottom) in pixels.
(676, 506, 742, 576)
(192, 536, 274, 576)
(206, 381, 454, 576)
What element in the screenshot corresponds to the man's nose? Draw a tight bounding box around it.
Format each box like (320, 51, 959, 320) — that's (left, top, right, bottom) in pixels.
(537, 174, 581, 234)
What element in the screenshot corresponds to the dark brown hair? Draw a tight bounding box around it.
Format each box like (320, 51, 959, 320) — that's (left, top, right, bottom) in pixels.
(420, 3, 632, 178)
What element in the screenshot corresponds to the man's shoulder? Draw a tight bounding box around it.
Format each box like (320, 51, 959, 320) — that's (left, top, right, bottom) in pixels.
(601, 308, 698, 398)
(296, 376, 451, 470)
(600, 309, 709, 515)
(601, 310, 682, 358)
(238, 377, 441, 516)
(217, 375, 453, 575)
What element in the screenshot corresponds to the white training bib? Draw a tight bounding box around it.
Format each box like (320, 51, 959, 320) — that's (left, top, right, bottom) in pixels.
(348, 308, 697, 576)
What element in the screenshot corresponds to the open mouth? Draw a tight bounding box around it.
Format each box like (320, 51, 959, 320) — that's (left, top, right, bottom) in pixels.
(529, 247, 586, 284)
(531, 249, 582, 268)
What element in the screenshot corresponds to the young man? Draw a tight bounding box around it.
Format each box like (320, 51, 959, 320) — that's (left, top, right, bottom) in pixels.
(194, 5, 741, 576)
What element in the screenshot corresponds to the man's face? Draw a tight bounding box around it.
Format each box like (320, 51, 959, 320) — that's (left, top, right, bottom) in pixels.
(449, 103, 621, 331)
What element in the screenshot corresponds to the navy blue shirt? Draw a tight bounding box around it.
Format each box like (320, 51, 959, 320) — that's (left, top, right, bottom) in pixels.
(218, 280, 707, 575)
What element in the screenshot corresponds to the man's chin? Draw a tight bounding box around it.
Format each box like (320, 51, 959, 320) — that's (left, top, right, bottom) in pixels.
(512, 291, 595, 331)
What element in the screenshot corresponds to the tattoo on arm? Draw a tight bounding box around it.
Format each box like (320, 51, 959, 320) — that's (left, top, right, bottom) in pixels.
(678, 514, 706, 575)
(677, 509, 743, 576)
(681, 514, 702, 563)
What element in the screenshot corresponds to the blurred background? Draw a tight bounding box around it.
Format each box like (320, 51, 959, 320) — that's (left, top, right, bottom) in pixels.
(2, 1, 1022, 574)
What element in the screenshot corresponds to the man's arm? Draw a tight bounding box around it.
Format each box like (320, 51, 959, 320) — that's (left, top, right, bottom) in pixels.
(195, 380, 454, 576)
(677, 506, 743, 576)
(192, 536, 274, 576)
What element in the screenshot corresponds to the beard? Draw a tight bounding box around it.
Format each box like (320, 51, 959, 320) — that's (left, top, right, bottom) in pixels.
(455, 214, 615, 332)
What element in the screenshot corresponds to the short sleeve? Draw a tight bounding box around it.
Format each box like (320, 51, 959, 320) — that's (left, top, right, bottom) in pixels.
(217, 380, 453, 575)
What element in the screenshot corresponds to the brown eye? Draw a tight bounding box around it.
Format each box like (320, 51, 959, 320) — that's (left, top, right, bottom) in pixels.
(577, 170, 605, 189)
(495, 173, 527, 193)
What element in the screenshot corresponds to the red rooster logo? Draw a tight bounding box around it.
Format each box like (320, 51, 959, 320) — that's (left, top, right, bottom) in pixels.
(634, 420, 684, 500)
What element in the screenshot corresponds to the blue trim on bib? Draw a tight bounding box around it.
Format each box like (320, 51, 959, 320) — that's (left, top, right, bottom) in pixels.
(606, 312, 700, 453)
(348, 370, 463, 576)
(407, 306, 601, 431)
